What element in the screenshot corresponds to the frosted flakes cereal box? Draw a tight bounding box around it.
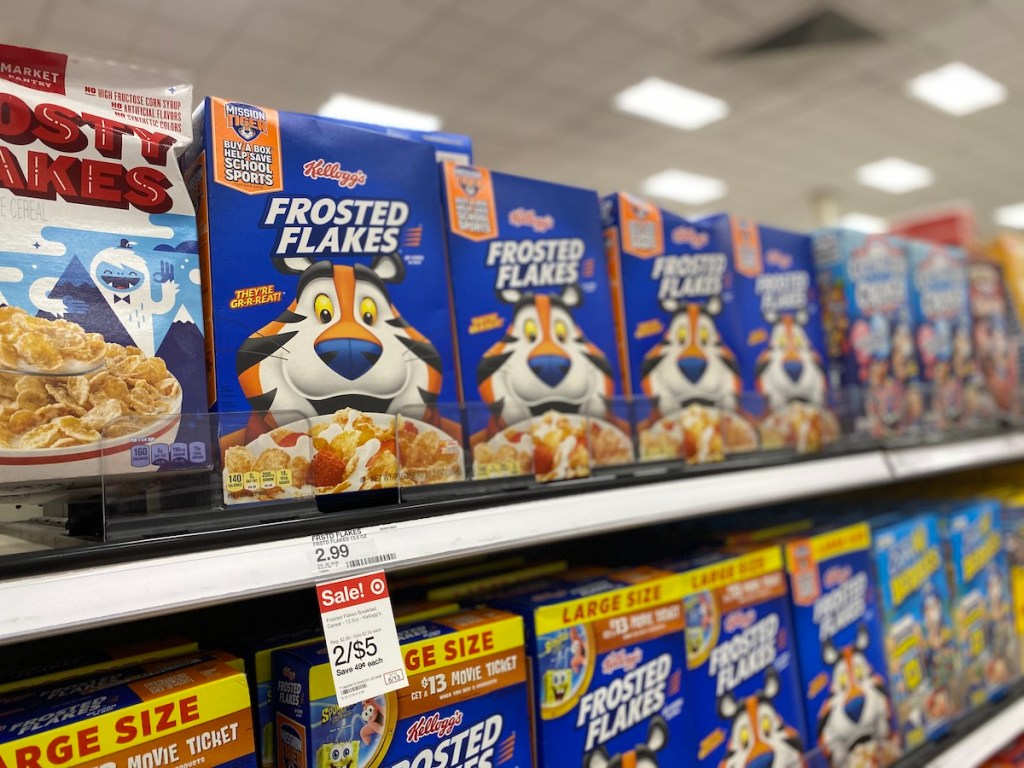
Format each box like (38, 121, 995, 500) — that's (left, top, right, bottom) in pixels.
(968, 259, 1019, 420)
(698, 215, 837, 453)
(783, 523, 900, 767)
(493, 566, 689, 768)
(0, 44, 208, 483)
(906, 241, 973, 432)
(316, 119, 472, 164)
(186, 98, 463, 503)
(0, 657, 255, 768)
(812, 231, 920, 439)
(601, 193, 757, 464)
(938, 500, 1020, 708)
(440, 164, 632, 482)
(665, 547, 807, 768)
(271, 608, 533, 768)
(872, 513, 961, 747)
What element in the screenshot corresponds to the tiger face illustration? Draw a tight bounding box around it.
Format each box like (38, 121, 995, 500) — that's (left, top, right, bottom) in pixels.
(582, 716, 668, 768)
(477, 285, 614, 427)
(236, 253, 442, 426)
(755, 311, 826, 411)
(817, 624, 891, 767)
(718, 668, 804, 768)
(641, 297, 740, 413)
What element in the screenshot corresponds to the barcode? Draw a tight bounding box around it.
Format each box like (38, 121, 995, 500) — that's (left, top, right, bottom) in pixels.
(349, 553, 397, 569)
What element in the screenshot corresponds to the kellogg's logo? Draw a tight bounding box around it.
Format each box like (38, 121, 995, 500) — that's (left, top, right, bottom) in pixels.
(302, 158, 367, 189)
(508, 207, 555, 233)
(823, 564, 853, 590)
(765, 248, 794, 270)
(671, 225, 709, 248)
(406, 710, 464, 743)
(723, 608, 756, 634)
(601, 647, 644, 675)
(224, 101, 269, 142)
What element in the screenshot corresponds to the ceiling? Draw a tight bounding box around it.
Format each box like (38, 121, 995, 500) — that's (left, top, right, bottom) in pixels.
(9, 0, 1024, 235)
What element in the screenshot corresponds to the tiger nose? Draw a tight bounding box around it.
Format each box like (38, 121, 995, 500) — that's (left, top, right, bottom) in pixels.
(784, 360, 803, 382)
(316, 338, 382, 380)
(678, 356, 707, 383)
(529, 354, 571, 387)
(845, 694, 865, 723)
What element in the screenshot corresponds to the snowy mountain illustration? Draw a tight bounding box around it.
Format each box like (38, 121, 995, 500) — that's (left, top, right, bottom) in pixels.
(39, 256, 135, 348)
(157, 305, 207, 416)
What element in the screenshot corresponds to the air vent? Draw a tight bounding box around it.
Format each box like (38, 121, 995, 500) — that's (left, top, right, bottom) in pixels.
(729, 8, 881, 56)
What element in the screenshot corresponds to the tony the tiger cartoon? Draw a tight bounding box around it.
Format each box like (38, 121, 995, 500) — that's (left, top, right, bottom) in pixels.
(192, 98, 463, 502)
(717, 668, 805, 768)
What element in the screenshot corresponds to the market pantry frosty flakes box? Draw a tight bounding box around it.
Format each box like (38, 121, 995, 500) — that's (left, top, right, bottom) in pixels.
(601, 193, 757, 465)
(187, 98, 463, 503)
(441, 163, 632, 482)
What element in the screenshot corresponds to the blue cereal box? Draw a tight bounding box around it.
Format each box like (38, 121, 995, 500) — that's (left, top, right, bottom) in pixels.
(272, 608, 532, 768)
(699, 215, 838, 454)
(1001, 494, 1024, 676)
(812, 231, 921, 438)
(872, 513, 961, 747)
(968, 260, 1020, 420)
(906, 241, 973, 431)
(440, 163, 633, 481)
(601, 193, 758, 464)
(494, 566, 689, 768)
(939, 500, 1020, 707)
(318, 119, 472, 164)
(188, 97, 464, 503)
(0, 44, 209, 483)
(667, 547, 807, 768)
(783, 523, 899, 767)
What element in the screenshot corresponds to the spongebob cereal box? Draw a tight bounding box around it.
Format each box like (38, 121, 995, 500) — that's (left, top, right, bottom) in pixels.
(601, 193, 757, 464)
(187, 98, 463, 503)
(440, 163, 632, 482)
(872, 513, 962, 747)
(812, 231, 920, 439)
(493, 566, 689, 768)
(782, 523, 899, 767)
(0, 44, 208, 483)
(665, 547, 807, 767)
(271, 608, 532, 768)
(938, 500, 1020, 708)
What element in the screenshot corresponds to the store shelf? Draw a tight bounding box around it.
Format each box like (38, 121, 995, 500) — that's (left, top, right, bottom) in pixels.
(885, 431, 1024, 479)
(924, 694, 1024, 768)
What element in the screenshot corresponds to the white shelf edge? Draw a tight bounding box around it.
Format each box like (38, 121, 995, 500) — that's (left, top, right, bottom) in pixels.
(926, 695, 1024, 768)
(885, 432, 1024, 479)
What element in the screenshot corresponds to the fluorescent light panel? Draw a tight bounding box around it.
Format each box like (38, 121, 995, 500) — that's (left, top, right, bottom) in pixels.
(840, 212, 888, 234)
(907, 62, 1007, 116)
(995, 203, 1024, 229)
(856, 157, 934, 194)
(318, 93, 442, 131)
(642, 169, 727, 205)
(613, 77, 729, 131)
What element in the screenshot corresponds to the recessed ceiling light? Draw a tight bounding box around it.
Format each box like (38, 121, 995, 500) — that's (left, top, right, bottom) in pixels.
(613, 77, 729, 131)
(318, 93, 442, 131)
(642, 169, 727, 205)
(840, 212, 888, 233)
(855, 157, 934, 194)
(907, 62, 1007, 116)
(994, 202, 1024, 229)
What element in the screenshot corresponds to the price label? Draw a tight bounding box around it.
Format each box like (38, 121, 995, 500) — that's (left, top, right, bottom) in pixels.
(309, 529, 397, 578)
(316, 570, 407, 708)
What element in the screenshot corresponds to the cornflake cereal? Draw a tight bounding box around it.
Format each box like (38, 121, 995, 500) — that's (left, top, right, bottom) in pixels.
(472, 410, 597, 482)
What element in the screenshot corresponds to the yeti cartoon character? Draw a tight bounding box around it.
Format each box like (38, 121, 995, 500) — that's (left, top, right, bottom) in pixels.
(90, 240, 179, 356)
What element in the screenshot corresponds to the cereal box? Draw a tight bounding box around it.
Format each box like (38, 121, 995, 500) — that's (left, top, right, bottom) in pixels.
(0, 44, 208, 483)
(1002, 495, 1024, 676)
(698, 215, 837, 453)
(187, 98, 463, 503)
(666, 547, 807, 767)
(0, 657, 255, 768)
(968, 259, 1019, 420)
(783, 523, 899, 767)
(938, 500, 1020, 707)
(872, 513, 961, 747)
(271, 608, 532, 768)
(440, 163, 632, 481)
(250, 634, 322, 768)
(493, 566, 689, 767)
(812, 231, 920, 439)
(906, 241, 973, 431)
(601, 193, 757, 464)
(317, 120, 472, 165)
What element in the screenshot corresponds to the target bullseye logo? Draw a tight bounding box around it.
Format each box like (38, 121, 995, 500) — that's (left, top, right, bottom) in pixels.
(370, 577, 386, 596)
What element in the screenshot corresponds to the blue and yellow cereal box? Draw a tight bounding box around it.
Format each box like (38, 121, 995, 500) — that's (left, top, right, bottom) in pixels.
(812, 231, 920, 438)
(698, 215, 837, 453)
(967, 259, 1019, 420)
(872, 513, 961, 747)
(666, 547, 807, 767)
(271, 608, 532, 768)
(783, 523, 900, 767)
(1001, 494, 1024, 675)
(906, 241, 973, 432)
(601, 193, 758, 464)
(187, 98, 464, 503)
(440, 163, 632, 481)
(939, 500, 1020, 707)
(494, 566, 688, 768)
(0, 656, 255, 768)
